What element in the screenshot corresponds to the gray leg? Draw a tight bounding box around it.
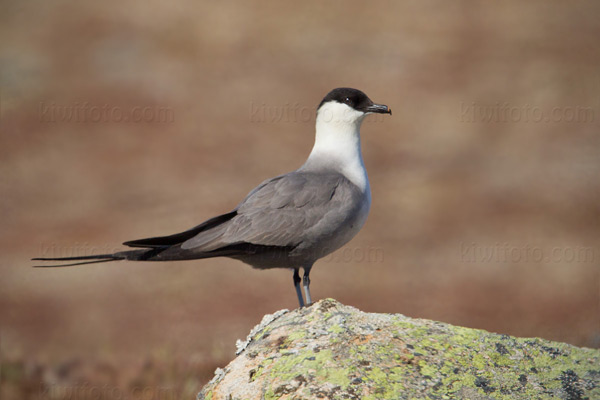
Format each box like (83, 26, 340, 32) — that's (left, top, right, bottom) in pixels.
(293, 268, 305, 308)
(303, 265, 313, 305)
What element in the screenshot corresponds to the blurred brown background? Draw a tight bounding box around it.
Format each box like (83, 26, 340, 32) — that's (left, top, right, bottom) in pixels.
(1, 1, 599, 398)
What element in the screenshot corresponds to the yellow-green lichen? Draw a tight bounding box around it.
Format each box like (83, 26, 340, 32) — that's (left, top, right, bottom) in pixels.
(249, 357, 274, 382)
(264, 387, 277, 400)
(418, 360, 437, 378)
(328, 324, 345, 334)
(200, 299, 600, 399)
(362, 366, 406, 400)
(287, 329, 307, 342)
(323, 366, 351, 388)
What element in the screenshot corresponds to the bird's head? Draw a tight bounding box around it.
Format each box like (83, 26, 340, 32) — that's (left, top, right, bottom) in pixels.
(316, 88, 391, 127)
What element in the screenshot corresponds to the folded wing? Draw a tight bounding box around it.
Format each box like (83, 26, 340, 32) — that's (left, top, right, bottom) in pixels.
(180, 171, 361, 253)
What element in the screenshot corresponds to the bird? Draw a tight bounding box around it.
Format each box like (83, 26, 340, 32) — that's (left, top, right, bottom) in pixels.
(33, 87, 391, 307)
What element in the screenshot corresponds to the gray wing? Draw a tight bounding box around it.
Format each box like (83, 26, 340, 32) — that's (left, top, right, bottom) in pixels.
(180, 171, 363, 252)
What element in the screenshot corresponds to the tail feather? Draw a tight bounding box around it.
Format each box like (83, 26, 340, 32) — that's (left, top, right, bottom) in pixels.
(32, 258, 121, 268)
(32, 253, 124, 268)
(31, 249, 155, 268)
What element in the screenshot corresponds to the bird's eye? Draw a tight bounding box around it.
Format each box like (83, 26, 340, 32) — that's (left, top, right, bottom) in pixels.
(344, 97, 351, 104)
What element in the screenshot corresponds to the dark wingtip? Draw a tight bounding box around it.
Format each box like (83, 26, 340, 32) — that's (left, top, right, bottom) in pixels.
(123, 211, 237, 249)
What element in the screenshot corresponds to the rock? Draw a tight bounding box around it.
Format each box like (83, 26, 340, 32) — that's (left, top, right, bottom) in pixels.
(198, 299, 599, 400)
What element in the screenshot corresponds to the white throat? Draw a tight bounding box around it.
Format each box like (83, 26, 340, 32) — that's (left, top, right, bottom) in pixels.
(302, 102, 370, 193)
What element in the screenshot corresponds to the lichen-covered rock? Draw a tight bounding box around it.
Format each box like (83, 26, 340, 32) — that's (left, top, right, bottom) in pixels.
(198, 299, 599, 400)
